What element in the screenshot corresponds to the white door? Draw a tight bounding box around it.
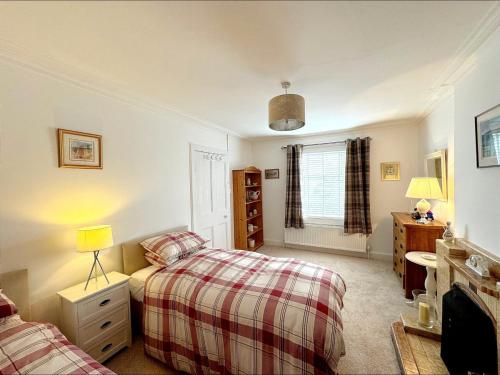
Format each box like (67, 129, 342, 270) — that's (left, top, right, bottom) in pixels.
(190, 144, 230, 249)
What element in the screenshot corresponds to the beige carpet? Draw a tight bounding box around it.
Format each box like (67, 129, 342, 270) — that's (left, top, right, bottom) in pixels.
(106, 246, 413, 374)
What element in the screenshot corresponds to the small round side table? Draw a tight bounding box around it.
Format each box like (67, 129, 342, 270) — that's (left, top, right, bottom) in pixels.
(405, 251, 437, 297)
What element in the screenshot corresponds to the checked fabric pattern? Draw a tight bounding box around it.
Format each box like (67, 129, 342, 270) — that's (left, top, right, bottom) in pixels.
(0, 314, 114, 374)
(143, 248, 346, 375)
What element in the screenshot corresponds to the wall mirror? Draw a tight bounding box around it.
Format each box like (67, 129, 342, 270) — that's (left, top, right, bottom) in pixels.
(424, 149, 447, 201)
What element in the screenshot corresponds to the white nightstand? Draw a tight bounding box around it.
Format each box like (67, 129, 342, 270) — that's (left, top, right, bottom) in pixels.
(57, 271, 132, 363)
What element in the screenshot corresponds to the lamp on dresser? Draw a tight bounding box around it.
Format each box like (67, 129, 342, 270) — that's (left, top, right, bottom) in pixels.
(405, 177, 443, 214)
(76, 225, 114, 290)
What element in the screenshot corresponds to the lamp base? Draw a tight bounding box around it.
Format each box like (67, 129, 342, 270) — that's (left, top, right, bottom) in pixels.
(415, 198, 431, 214)
(84, 250, 110, 290)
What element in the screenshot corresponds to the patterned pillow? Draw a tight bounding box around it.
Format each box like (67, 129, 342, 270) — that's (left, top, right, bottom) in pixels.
(141, 231, 209, 266)
(144, 245, 204, 267)
(0, 290, 17, 318)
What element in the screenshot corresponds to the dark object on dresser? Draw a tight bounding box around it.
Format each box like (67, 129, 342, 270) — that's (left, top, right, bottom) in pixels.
(441, 282, 497, 375)
(391, 212, 445, 299)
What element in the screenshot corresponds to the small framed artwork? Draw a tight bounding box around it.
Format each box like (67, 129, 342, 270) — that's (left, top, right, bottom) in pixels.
(475, 103, 500, 168)
(381, 162, 400, 181)
(265, 169, 279, 179)
(57, 129, 102, 169)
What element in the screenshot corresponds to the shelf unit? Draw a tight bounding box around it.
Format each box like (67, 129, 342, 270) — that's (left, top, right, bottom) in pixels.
(232, 166, 264, 251)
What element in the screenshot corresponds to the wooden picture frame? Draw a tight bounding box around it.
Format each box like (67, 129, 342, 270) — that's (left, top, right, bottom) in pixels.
(475, 103, 500, 168)
(57, 129, 103, 169)
(265, 169, 279, 179)
(381, 162, 400, 181)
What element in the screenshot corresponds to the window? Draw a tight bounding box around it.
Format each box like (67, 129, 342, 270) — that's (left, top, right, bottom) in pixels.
(300, 145, 346, 225)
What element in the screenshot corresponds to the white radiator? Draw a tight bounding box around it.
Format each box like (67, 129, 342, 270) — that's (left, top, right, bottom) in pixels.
(284, 225, 367, 253)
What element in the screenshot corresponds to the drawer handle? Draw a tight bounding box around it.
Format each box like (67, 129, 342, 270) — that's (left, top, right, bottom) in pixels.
(395, 222, 398, 227)
(99, 299, 111, 307)
(400, 244, 403, 249)
(100, 321, 112, 329)
(400, 229, 403, 234)
(101, 343, 113, 353)
(395, 236, 397, 241)
(400, 259, 403, 264)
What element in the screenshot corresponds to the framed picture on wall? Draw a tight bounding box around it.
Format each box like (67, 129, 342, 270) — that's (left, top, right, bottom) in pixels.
(57, 129, 103, 169)
(475, 103, 500, 168)
(265, 169, 279, 179)
(380, 162, 400, 181)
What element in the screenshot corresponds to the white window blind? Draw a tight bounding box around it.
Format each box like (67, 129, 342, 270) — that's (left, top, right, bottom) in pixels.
(300, 146, 346, 224)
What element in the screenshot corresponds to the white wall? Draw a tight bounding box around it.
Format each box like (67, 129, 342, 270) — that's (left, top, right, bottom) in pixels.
(0, 59, 252, 323)
(417, 95, 455, 224)
(251, 122, 419, 258)
(453, 26, 500, 256)
(418, 25, 500, 257)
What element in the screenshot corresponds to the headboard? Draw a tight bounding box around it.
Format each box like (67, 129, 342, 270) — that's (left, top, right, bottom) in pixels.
(121, 225, 189, 275)
(0, 269, 30, 320)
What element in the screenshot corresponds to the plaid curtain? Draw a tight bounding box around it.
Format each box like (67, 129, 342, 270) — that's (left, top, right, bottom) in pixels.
(344, 137, 372, 235)
(285, 144, 304, 229)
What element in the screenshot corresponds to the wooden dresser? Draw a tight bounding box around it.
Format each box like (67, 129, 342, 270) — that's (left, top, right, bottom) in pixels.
(391, 212, 445, 299)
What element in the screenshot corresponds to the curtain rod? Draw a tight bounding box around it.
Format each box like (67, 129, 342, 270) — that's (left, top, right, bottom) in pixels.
(280, 138, 371, 150)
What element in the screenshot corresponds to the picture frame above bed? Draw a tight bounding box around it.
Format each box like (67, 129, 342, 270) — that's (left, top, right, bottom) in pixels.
(57, 129, 103, 169)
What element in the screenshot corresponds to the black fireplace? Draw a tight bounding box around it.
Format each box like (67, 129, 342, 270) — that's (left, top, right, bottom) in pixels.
(441, 282, 497, 375)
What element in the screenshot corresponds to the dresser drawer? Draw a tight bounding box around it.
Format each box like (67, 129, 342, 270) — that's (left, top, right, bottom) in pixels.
(85, 327, 129, 363)
(78, 285, 128, 326)
(79, 303, 129, 348)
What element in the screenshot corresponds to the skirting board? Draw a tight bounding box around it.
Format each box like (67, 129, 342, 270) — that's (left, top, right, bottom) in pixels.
(263, 239, 392, 262)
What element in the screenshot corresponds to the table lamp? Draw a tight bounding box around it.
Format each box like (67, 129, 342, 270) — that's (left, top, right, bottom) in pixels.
(405, 177, 443, 214)
(76, 225, 113, 290)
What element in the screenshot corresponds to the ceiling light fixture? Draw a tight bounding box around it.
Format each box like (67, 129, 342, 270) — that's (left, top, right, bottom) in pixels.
(269, 81, 305, 131)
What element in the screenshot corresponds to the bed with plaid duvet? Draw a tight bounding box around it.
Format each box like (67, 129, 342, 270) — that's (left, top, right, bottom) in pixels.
(0, 314, 114, 374)
(143, 248, 346, 375)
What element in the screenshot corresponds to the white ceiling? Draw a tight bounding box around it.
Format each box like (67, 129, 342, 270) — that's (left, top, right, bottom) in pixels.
(0, 1, 497, 138)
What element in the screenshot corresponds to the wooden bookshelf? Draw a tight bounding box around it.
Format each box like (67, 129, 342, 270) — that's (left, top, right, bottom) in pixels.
(232, 166, 264, 251)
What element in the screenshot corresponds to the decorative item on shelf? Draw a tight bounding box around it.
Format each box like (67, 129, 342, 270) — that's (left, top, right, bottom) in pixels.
(381, 162, 400, 181)
(248, 238, 255, 248)
(426, 210, 434, 221)
(58, 129, 103, 169)
(475, 103, 500, 168)
(410, 208, 421, 220)
(247, 224, 254, 233)
(442, 221, 454, 243)
(249, 211, 253, 217)
(405, 177, 443, 214)
(265, 169, 280, 179)
(269, 81, 305, 131)
(76, 225, 114, 290)
(246, 177, 251, 186)
(248, 191, 260, 201)
(253, 208, 258, 215)
(465, 255, 490, 278)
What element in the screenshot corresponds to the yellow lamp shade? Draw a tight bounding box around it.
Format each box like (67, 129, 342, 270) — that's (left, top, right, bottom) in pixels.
(405, 177, 443, 200)
(76, 225, 113, 253)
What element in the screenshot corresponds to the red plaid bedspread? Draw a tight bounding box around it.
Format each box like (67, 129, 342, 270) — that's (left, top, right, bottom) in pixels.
(0, 314, 114, 374)
(143, 248, 346, 375)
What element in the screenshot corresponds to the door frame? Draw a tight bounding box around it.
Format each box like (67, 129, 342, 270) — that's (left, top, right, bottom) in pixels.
(189, 143, 230, 248)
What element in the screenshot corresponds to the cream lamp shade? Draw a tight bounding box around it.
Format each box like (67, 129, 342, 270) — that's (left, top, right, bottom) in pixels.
(405, 177, 443, 214)
(269, 81, 305, 131)
(76, 225, 113, 290)
(76, 225, 114, 252)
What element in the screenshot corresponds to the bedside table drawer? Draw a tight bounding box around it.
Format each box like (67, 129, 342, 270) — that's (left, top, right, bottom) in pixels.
(86, 327, 129, 363)
(79, 304, 129, 348)
(78, 285, 128, 326)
